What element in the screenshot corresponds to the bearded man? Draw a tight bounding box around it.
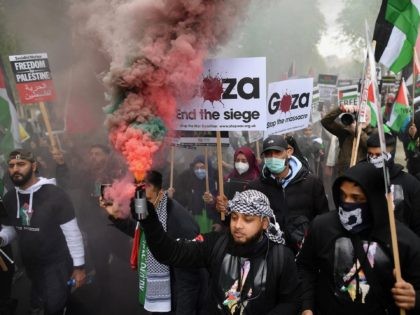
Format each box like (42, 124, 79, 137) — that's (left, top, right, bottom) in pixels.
(0, 150, 85, 315)
(138, 189, 300, 315)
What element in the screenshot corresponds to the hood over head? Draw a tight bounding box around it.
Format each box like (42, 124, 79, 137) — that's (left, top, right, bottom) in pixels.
(189, 154, 216, 186)
(190, 154, 205, 169)
(332, 162, 390, 239)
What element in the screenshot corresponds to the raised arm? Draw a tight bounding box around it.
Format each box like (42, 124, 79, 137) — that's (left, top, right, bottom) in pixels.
(140, 202, 217, 269)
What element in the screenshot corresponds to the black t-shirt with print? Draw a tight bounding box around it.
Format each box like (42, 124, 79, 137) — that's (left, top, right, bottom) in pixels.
(3, 184, 75, 266)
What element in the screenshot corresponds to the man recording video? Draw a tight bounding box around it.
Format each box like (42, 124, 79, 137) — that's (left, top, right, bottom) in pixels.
(321, 104, 375, 176)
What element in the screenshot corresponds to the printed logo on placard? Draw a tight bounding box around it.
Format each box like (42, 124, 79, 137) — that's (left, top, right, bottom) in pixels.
(200, 72, 260, 106)
(268, 91, 310, 115)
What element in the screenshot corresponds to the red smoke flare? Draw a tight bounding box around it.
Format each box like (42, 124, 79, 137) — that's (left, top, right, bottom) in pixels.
(103, 174, 136, 217)
(72, 0, 250, 183)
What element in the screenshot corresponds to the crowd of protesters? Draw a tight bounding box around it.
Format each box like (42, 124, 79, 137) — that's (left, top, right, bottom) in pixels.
(0, 97, 420, 315)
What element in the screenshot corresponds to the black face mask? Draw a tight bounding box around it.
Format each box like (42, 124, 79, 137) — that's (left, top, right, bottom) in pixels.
(338, 202, 371, 233)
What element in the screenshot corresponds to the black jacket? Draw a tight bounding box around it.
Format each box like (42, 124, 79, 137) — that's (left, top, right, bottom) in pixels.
(249, 157, 329, 248)
(140, 206, 300, 315)
(174, 155, 218, 217)
(110, 198, 203, 315)
(297, 162, 420, 314)
(388, 163, 420, 237)
(406, 110, 420, 178)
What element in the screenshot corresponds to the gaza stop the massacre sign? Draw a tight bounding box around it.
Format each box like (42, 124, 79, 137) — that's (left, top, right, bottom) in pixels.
(266, 78, 314, 136)
(174, 57, 266, 131)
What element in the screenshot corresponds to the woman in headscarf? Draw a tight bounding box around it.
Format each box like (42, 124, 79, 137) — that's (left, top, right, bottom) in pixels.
(224, 146, 260, 199)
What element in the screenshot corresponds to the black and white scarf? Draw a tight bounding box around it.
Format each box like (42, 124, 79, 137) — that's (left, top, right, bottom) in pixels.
(228, 190, 285, 244)
(143, 192, 171, 312)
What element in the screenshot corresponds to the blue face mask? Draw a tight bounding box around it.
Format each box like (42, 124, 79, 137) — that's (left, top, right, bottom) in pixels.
(264, 157, 287, 174)
(194, 169, 206, 180)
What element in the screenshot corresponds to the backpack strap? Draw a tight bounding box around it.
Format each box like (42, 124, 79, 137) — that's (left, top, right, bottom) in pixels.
(351, 236, 391, 311)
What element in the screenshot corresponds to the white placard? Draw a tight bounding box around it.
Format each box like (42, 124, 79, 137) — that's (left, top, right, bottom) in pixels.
(175, 57, 266, 131)
(266, 78, 313, 136)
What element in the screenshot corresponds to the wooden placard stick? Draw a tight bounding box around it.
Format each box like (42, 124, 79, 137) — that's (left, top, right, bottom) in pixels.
(169, 146, 175, 190)
(216, 131, 225, 221)
(39, 101, 59, 154)
(204, 146, 210, 193)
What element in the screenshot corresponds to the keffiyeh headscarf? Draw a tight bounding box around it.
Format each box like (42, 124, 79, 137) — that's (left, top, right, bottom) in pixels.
(228, 190, 285, 244)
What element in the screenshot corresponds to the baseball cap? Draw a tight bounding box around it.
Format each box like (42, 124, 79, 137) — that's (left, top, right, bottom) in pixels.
(262, 135, 288, 154)
(8, 149, 36, 163)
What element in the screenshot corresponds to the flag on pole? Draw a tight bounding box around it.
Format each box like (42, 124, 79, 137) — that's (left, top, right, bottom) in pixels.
(414, 48, 420, 74)
(367, 79, 392, 132)
(367, 82, 379, 127)
(411, 48, 420, 97)
(373, 0, 420, 74)
(338, 85, 358, 100)
(402, 46, 420, 93)
(387, 79, 412, 132)
(0, 61, 21, 156)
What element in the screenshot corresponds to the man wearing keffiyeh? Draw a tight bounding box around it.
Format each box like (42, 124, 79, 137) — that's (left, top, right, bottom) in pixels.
(228, 190, 285, 245)
(103, 170, 204, 315)
(138, 189, 300, 315)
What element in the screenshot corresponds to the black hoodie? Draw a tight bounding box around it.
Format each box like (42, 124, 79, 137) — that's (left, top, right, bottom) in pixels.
(140, 209, 300, 315)
(174, 155, 218, 220)
(249, 156, 329, 251)
(388, 163, 420, 237)
(297, 162, 420, 315)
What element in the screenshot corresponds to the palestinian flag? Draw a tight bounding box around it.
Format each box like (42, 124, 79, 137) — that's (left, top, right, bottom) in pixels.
(387, 79, 412, 132)
(338, 85, 359, 105)
(0, 61, 21, 156)
(402, 47, 420, 97)
(367, 83, 379, 127)
(373, 0, 420, 74)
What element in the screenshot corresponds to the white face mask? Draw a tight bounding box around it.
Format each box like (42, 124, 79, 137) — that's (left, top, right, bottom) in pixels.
(235, 162, 249, 175)
(338, 202, 370, 233)
(368, 155, 385, 168)
(367, 152, 391, 169)
(338, 206, 363, 231)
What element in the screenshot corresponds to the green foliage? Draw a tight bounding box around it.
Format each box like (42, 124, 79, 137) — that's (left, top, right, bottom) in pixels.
(337, 0, 381, 52)
(217, 0, 327, 81)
